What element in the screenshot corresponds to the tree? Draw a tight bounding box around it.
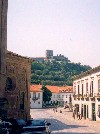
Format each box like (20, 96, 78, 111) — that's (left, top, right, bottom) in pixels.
(41, 86, 52, 104)
(31, 59, 91, 86)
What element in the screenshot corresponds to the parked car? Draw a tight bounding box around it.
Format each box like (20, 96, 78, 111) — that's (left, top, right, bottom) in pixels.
(0, 121, 11, 134)
(5, 118, 26, 133)
(3, 121, 13, 133)
(21, 119, 51, 134)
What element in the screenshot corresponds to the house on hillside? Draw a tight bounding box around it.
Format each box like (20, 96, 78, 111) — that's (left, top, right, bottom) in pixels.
(30, 85, 43, 109)
(73, 66, 100, 121)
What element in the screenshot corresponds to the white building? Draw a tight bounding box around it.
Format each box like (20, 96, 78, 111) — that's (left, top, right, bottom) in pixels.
(46, 85, 73, 107)
(30, 85, 43, 109)
(58, 86, 73, 108)
(73, 66, 100, 121)
(46, 86, 59, 105)
(30, 85, 73, 108)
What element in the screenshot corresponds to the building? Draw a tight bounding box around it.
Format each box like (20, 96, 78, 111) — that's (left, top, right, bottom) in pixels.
(5, 51, 32, 120)
(32, 50, 70, 63)
(0, 0, 8, 119)
(30, 85, 43, 109)
(58, 86, 73, 108)
(46, 86, 73, 107)
(30, 85, 73, 108)
(46, 50, 53, 59)
(46, 86, 59, 105)
(31, 57, 45, 62)
(73, 66, 100, 121)
(0, 0, 32, 120)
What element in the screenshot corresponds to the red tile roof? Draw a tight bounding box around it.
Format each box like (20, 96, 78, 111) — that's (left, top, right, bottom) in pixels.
(46, 86, 59, 93)
(30, 85, 73, 93)
(58, 86, 73, 93)
(30, 85, 43, 92)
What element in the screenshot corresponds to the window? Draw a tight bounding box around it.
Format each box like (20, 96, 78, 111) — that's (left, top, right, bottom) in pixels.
(97, 105, 100, 118)
(78, 85, 80, 94)
(20, 92, 25, 110)
(86, 82, 88, 93)
(38, 93, 40, 99)
(82, 84, 83, 96)
(90, 81, 93, 96)
(66, 95, 67, 98)
(62, 95, 64, 98)
(6, 77, 16, 91)
(6, 77, 12, 90)
(38, 102, 40, 104)
(69, 94, 72, 103)
(98, 79, 100, 93)
(54, 95, 55, 98)
(33, 92, 36, 99)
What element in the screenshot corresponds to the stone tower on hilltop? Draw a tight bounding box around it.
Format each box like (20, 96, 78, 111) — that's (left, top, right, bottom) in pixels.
(0, 0, 8, 96)
(46, 50, 53, 59)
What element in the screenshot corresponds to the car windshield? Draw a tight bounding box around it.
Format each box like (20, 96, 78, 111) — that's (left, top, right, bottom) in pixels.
(16, 119, 26, 125)
(30, 120, 45, 126)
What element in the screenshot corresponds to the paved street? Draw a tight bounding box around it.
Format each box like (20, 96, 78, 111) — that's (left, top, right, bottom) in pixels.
(30, 108, 100, 134)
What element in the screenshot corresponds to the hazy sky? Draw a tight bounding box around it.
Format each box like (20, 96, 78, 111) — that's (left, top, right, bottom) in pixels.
(7, 0, 100, 67)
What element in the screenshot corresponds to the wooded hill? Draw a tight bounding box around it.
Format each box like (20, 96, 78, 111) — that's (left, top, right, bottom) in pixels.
(31, 59, 91, 86)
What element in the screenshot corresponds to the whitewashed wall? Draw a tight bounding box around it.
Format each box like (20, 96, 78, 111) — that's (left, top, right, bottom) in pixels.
(30, 92, 43, 109)
(73, 70, 100, 121)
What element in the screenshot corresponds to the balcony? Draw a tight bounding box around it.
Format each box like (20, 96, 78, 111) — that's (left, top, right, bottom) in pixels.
(77, 94, 82, 98)
(73, 94, 76, 98)
(32, 97, 38, 102)
(94, 93, 100, 97)
(85, 97, 89, 101)
(89, 93, 93, 98)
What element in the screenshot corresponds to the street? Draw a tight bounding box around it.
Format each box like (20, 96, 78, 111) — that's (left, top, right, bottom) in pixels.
(30, 108, 100, 134)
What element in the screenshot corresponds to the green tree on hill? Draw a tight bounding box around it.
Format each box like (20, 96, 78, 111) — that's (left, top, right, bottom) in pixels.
(31, 59, 91, 86)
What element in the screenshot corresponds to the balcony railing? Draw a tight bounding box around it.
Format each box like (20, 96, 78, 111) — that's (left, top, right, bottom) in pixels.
(89, 93, 93, 97)
(94, 93, 100, 97)
(73, 94, 76, 98)
(32, 97, 38, 101)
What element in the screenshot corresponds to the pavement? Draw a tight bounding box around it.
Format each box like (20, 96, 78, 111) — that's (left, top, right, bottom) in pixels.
(30, 108, 100, 134)
(47, 107, 100, 133)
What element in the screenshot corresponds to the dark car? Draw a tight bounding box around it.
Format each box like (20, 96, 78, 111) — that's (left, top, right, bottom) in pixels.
(21, 119, 51, 134)
(0, 121, 11, 134)
(5, 118, 26, 133)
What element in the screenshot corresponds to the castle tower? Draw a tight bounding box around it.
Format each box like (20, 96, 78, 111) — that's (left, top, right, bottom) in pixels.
(0, 0, 8, 96)
(46, 50, 53, 59)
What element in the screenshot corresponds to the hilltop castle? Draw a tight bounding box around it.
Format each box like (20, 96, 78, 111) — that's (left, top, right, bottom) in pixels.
(32, 50, 70, 62)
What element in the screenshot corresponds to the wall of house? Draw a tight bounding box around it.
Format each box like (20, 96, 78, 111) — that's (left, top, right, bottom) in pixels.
(58, 92, 73, 103)
(30, 92, 43, 109)
(73, 70, 100, 121)
(50, 93, 58, 104)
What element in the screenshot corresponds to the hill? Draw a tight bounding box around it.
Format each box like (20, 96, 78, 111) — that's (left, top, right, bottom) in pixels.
(31, 60, 91, 86)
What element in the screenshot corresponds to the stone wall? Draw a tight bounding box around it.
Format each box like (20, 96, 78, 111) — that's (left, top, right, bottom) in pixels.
(5, 51, 32, 120)
(0, 0, 8, 97)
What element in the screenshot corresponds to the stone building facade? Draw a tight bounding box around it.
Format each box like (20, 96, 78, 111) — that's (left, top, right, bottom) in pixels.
(0, 0, 8, 119)
(0, 0, 32, 120)
(4, 51, 32, 120)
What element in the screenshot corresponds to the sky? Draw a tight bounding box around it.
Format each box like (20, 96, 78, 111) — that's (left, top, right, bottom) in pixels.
(7, 0, 100, 67)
